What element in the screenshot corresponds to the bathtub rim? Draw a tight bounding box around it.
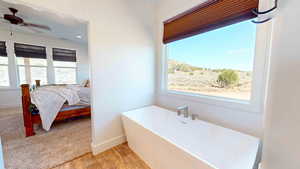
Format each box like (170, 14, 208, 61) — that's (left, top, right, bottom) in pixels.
(122, 105, 260, 169)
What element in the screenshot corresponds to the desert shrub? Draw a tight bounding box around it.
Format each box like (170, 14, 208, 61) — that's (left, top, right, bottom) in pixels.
(189, 72, 194, 76)
(175, 64, 192, 72)
(217, 70, 239, 88)
(168, 68, 175, 74)
(191, 66, 203, 71)
(174, 64, 180, 71)
(213, 69, 227, 73)
(168, 63, 176, 74)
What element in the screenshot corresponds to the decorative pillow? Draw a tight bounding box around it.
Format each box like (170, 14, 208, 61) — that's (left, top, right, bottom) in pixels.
(29, 104, 39, 115)
(81, 80, 90, 88)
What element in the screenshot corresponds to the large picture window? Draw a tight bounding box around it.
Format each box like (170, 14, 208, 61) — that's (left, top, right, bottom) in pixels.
(163, 0, 258, 101)
(166, 20, 256, 100)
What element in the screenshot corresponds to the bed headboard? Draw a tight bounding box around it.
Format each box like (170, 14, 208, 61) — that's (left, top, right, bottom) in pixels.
(35, 80, 41, 87)
(34, 80, 69, 88)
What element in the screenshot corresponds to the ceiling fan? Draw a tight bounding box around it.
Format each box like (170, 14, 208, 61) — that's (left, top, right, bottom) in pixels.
(0, 7, 51, 31)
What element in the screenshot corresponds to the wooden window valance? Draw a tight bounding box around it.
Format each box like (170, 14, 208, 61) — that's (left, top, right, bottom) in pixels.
(14, 43, 47, 59)
(163, 0, 259, 44)
(0, 41, 8, 57)
(53, 48, 77, 62)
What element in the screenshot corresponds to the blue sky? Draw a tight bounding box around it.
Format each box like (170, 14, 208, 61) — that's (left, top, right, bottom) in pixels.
(167, 20, 256, 71)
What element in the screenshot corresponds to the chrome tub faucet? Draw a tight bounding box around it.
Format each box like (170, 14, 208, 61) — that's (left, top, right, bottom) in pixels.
(177, 106, 199, 120)
(177, 105, 189, 117)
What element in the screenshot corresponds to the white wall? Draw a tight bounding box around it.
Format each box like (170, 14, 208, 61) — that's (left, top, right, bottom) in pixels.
(0, 139, 4, 169)
(0, 29, 89, 108)
(155, 0, 268, 137)
(262, 0, 300, 168)
(9, 0, 156, 154)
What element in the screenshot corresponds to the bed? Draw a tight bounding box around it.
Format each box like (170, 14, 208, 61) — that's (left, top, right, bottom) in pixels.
(21, 80, 91, 137)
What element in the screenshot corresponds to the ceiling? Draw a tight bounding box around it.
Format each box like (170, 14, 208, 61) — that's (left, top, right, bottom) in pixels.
(0, 0, 88, 44)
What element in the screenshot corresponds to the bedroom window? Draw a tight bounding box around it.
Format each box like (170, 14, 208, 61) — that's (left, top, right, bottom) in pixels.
(14, 43, 48, 85)
(163, 0, 259, 101)
(53, 48, 77, 84)
(0, 41, 9, 87)
(0, 56, 9, 87)
(53, 61, 77, 84)
(17, 58, 48, 85)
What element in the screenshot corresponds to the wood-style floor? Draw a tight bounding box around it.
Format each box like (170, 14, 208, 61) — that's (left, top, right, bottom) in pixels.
(52, 143, 151, 169)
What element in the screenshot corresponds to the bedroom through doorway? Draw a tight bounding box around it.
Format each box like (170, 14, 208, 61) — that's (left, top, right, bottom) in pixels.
(0, 1, 92, 168)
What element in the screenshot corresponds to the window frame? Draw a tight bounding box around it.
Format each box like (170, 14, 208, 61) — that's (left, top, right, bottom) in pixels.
(161, 20, 272, 113)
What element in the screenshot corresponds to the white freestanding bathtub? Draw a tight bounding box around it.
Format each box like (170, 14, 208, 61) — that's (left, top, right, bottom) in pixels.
(122, 106, 259, 169)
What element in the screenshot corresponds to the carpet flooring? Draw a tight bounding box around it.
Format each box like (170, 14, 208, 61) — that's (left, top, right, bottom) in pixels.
(0, 108, 91, 169)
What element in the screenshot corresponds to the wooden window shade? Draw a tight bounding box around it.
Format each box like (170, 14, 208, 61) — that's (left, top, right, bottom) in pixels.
(14, 43, 47, 59)
(163, 0, 259, 44)
(0, 41, 7, 56)
(53, 48, 77, 62)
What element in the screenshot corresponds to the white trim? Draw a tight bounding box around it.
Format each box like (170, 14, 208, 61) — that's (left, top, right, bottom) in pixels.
(7, 37, 18, 88)
(161, 90, 256, 113)
(53, 66, 77, 69)
(91, 135, 127, 155)
(46, 46, 55, 84)
(18, 65, 48, 68)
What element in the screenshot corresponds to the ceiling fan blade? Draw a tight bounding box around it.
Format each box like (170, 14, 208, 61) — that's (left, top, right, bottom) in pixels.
(0, 18, 9, 24)
(21, 22, 51, 31)
(24, 26, 43, 34)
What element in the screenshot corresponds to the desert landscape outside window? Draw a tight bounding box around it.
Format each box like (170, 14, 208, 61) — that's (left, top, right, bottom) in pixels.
(167, 20, 256, 100)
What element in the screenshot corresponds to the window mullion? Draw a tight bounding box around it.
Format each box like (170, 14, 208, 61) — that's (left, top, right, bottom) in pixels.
(24, 59, 31, 84)
(47, 47, 55, 84)
(7, 39, 18, 87)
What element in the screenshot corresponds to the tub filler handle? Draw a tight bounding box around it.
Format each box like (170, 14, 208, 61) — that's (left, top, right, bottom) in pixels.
(191, 114, 200, 120)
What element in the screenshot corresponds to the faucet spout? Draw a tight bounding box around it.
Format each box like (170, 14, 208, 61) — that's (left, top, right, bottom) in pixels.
(177, 105, 189, 117)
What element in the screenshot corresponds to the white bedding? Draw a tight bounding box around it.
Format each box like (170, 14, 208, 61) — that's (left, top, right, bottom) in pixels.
(31, 85, 89, 131)
(78, 87, 90, 104)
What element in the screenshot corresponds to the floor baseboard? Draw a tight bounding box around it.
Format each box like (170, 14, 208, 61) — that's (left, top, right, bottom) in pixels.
(91, 135, 127, 155)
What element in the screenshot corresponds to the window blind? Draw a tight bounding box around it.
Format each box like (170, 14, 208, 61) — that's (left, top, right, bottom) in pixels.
(14, 43, 47, 59)
(0, 41, 7, 57)
(163, 0, 259, 44)
(53, 48, 77, 62)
